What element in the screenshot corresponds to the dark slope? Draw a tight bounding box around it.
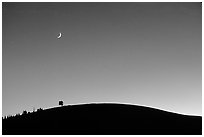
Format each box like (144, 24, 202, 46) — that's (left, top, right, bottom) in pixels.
(2, 103, 202, 135)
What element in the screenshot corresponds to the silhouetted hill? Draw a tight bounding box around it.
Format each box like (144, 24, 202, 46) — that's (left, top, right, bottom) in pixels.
(2, 103, 202, 135)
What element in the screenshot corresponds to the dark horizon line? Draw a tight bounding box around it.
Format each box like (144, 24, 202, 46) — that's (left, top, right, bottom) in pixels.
(3, 102, 202, 118)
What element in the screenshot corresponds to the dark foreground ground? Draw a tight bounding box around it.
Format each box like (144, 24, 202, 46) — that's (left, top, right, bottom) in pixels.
(2, 103, 202, 135)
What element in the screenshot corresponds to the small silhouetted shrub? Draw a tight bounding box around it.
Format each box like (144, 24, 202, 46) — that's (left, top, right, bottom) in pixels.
(37, 108, 43, 112)
(59, 100, 63, 106)
(22, 110, 27, 115)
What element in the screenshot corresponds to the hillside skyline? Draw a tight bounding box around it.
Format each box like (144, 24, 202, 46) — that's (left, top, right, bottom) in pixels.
(3, 103, 202, 135)
(2, 2, 202, 116)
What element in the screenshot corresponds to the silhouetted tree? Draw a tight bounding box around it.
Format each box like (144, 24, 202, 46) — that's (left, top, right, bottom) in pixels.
(37, 108, 43, 112)
(59, 100, 63, 106)
(3, 116, 7, 120)
(22, 110, 27, 115)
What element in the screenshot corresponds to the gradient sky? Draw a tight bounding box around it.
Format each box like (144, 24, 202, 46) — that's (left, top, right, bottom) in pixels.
(2, 2, 201, 116)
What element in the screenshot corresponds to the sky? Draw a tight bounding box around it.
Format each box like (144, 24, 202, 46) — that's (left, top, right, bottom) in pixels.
(2, 2, 201, 116)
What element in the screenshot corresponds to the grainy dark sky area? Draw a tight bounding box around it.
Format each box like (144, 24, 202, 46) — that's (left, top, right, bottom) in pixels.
(2, 2, 201, 116)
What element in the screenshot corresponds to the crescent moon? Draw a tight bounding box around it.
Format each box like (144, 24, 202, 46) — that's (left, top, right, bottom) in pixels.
(57, 33, 62, 39)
